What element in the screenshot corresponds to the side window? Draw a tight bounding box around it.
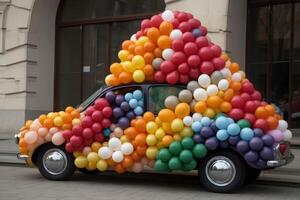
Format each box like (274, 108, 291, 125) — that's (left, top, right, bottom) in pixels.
(148, 86, 183, 114)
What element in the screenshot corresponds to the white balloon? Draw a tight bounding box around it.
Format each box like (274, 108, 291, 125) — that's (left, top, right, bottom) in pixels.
(231, 72, 242, 82)
(52, 132, 65, 146)
(162, 48, 174, 61)
(183, 116, 193, 126)
(130, 34, 137, 42)
(277, 120, 288, 132)
(152, 58, 163, 70)
(225, 61, 231, 68)
(198, 74, 211, 88)
(162, 10, 174, 22)
(170, 29, 183, 40)
(112, 151, 124, 163)
(283, 130, 292, 141)
(98, 147, 112, 160)
(193, 88, 208, 101)
(206, 85, 219, 96)
(218, 79, 229, 91)
(49, 127, 59, 136)
(220, 68, 232, 79)
(192, 113, 202, 122)
(108, 137, 122, 151)
(37, 127, 48, 137)
(121, 142, 134, 155)
(24, 131, 38, 145)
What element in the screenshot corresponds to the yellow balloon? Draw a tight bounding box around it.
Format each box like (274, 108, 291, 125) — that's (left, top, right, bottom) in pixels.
(118, 50, 129, 62)
(96, 160, 108, 171)
(146, 121, 158, 134)
(73, 151, 83, 157)
(136, 36, 149, 46)
(132, 55, 145, 69)
(146, 146, 158, 160)
(171, 118, 184, 132)
(173, 134, 182, 141)
(155, 117, 162, 127)
(72, 118, 81, 126)
(122, 61, 135, 73)
(180, 127, 193, 137)
(132, 70, 145, 83)
(120, 135, 129, 143)
(87, 162, 97, 170)
(162, 122, 172, 134)
(87, 152, 100, 163)
(157, 141, 164, 149)
(74, 156, 88, 168)
(146, 134, 157, 146)
(155, 128, 166, 140)
(53, 116, 63, 127)
(204, 108, 216, 119)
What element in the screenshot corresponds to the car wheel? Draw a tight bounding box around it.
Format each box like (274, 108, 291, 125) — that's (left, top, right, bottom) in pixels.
(36, 143, 75, 180)
(198, 150, 246, 193)
(245, 167, 261, 184)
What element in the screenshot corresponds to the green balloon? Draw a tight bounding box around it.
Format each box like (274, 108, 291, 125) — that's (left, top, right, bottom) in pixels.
(179, 149, 193, 163)
(192, 144, 208, 159)
(237, 119, 250, 129)
(215, 113, 227, 119)
(181, 137, 195, 150)
(183, 159, 197, 171)
(154, 160, 169, 172)
(157, 148, 172, 162)
(169, 141, 182, 155)
(168, 157, 183, 170)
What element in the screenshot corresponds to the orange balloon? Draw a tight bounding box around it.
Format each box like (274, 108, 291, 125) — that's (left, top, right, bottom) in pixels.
(122, 40, 134, 50)
(19, 138, 26, 148)
(25, 120, 33, 129)
(71, 110, 80, 119)
(110, 63, 123, 75)
(157, 35, 171, 49)
(147, 27, 160, 42)
(43, 118, 53, 128)
(136, 146, 147, 156)
(127, 54, 134, 61)
(65, 106, 75, 113)
(131, 151, 140, 162)
(194, 101, 207, 113)
(158, 109, 175, 123)
(229, 62, 240, 73)
(230, 82, 242, 92)
(143, 64, 155, 77)
(219, 101, 232, 113)
(128, 44, 136, 54)
(143, 112, 155, 122)
(162, 135, 173, 147)
(265, 105, 276, 116)
(266, 116, 279, 130)
(61, 113, 72, 123)
(62, 123, 72, 130)
(91, 142, 101, 152)
(175, 103, 190, 118)
(106, 75, 120, 86)
(134, 45, 145, 56)
(207, 96, 223, 109)
(38, 114, 47, 125)
(118, 72, 132, 84)
(135, 119, 147, 133)
(122, 156, 134, 169)
(159, 21, 173, 35)
(153, 47, 162, 57)
(135, 133, 147, 147)
(223, 88, 234, 101)
(144, 41, 155, 52)
(107, 158, 117, 167)
(124, 127, 138, 140)
(130, 119, 137, 127)
(19, 147, 28, 155)
(144, 53, 154, 64)
(255, 106, 268, 119)
(115, 164, 126, 174)
(220, 53, 229, 62)
(275, 113, 283, 120)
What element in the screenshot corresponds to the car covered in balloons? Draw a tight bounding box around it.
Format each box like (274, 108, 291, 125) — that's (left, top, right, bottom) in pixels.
(15, 10, 294, 193)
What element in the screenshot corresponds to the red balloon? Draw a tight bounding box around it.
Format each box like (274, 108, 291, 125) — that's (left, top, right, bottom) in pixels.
(65, 142, 74, 153)
(241, 82, 255, 94)
(186, 12, 194, 19)
(184, 42, 198, 55)
(154, 71, 166, 83)
(187, 55, 201, 67)
(70, 135, 83, 147)
(198, 46, 213, 60)
(101, 118, 111, 128)
(178, 62, 190, 74)
(240, 93, 251, 102)
(62, 130, 72, 140)
(244, 101, 257, 113)
(199, 26, 207, 36)
(231, 96, 245, 109)
(72, 125, 83, 136)
(244, 113, 256, 125)
(188, 18, 201, 28)
(85, 106, 96, 116)
(91, 110, 103, 122)
(253, 100, 261, 107)
(82, 128, 94, 139)
(84, 138, 94, 146)
(172, 39, 184, 52)
(143, 28, 149, 35)
(81, 116, 93, 128)
(166, 71, 179, 85)
(92, 122, 102, 133)
(189, 67, 200, 79)
(200, 61, 214, 75)
(171, 52, 187, 65)
(102, 106, 112, 118)
(171, 18, 180, 28)
(210, 44, 222, 57)
(179, 74, 190, 84)
(94, 98, 109, 110)
(253, 119, 269, 132)
(182, 32, 194, 43)
(160, 61, 176, 74)
(94, 133, 105, 142)
(228, 108, 245, 121)
(150, 15, 163, 28)
(178, 22, 191, 33)
(141, 19, 152, 30)
(212, 57, 225, 70)
(177, 12, 189, 22)
(251, 90, 262, 101)
(195, 36, 208, 48)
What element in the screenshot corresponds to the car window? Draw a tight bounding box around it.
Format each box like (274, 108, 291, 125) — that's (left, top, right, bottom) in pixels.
(148, 86, 183, 114)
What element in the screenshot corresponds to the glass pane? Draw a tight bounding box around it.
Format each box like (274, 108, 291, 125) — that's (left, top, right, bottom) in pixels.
(291, 62, 300, 128)
(246, 63, 267, 98)
(83, 24, 110, 100)
(247, 6, 269, 63)
(294, 3, 300, 61)
(60, 0, 165, 23)
(272, 3, 292, 62)
(57, 27, 82, 110)
(111, 20, 141, 63)
(148, 86, 182, 114)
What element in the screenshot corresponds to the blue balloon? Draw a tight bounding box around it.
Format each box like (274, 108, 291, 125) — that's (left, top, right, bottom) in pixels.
(129, 99, 138, 108)
(192, 28, 201, 38)
(138, 100, 144, 107)
(216, 129, 229, 141)
(134, 106, 144, 116)
(133, 90, 143, 100)
(240, 128, 254, 141)
(192, 121, 202, 132)
(124, 93, 133, 101)
(227, 117, 235, 124)
(103, 128, 111, 137)
(227, 123, 240, 136)
(215, 117, 230, 130)
(201, 117, 211, 127)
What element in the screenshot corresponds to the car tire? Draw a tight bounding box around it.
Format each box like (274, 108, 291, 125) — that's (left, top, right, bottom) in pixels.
(36, 143, 75, 180)
(245, 167, 261, 184)
(198, 150, 246, 193)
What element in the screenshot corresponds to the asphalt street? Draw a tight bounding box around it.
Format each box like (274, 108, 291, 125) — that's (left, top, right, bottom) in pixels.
(0, 165, 299, 200)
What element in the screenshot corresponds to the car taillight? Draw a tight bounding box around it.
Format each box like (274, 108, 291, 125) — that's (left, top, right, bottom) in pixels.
(279, 143, 286, 155)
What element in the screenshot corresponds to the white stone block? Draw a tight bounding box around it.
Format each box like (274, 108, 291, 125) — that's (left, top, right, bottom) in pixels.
(5, 5, 30, 30)
(5, 29, 28, 50)
(11, 0, 34, 10)
(0, 45, 27, 65)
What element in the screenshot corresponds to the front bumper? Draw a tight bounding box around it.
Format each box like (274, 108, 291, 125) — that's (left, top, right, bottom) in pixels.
(267, 142, 294, 168)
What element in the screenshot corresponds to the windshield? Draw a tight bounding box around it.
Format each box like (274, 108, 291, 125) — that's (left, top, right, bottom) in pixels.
(78, 86, 105, 111)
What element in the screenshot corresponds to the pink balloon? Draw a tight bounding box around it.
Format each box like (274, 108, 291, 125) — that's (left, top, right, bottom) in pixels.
(199, 26, 207, 36)
(244, 101, 257, 113)
(251, 91, 262, 101)
(101, 118, 111, 128)
(24, 131, 38, 145)
(82, 128, 94, 139)
(171, 18, 180, 28)
(186, 12, 194, 19)
(182, 32, 194, 43)
(62, 130, 72, 140)
(94, 98, 109, 110)
(52, 132, 65, 146)
(154, 71, 166, 83)
(253, 119, 269, 132)
(72, 125, 83, 136)
(135, 31, 143, 39)
(212, 57, 225, 70)
(171, 52, 187, 65)
(210, 44, 222, 57)
(195, 36, 208, 48)
(200, 61, 214, 75)
(94, 133, 105, 142)
(241, 82, 255, 94)
(84, 138, 94, 146)
(184, 42, 198, 55)
(268, 130, 284, 142)
(65, 142, 74, 153)
(240, 93, 251, 102)
(228, 108, 245, 121)
(179, 74, 190, 84)
(37, 127, 48, 137)
(187, 55, 201, 67)
(160, 61, 176, 74)
(178, 21, 191, 33)
(70, 135, 83, 147)
(189, 68, 200, 79)
(244, 113, 256, 125)
(177, 12, 189, 22)
(92, 122, 102, 133)
(85, 106, 96, 116)
(166, 71, 179, 85)
(198, 47, 213, 60)
(81, 116, 93, 128)
(172, 39, 184, 51)
(92, 110, 103, 122)
(141, 19, 152, 30)
(231, 96, 245, 109)
(102, 106, 112, 118)
(178, 63, 190, 74)
(188, 18, 201, 28)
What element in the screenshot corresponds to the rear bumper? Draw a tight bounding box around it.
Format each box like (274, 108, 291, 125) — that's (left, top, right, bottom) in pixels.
(267, 153, 294, 167)
(266, 142, 294, 168)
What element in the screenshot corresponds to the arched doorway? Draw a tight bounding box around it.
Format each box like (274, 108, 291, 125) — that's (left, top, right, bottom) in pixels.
(55, 0, 165, 110)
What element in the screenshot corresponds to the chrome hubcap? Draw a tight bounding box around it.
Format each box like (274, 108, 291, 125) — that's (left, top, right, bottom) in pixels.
(42, 148, 67, 175)
(205, 156, 236, 187)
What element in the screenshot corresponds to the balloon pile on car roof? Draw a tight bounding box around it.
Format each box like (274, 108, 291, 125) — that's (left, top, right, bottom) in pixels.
(18, 10, 292, 173)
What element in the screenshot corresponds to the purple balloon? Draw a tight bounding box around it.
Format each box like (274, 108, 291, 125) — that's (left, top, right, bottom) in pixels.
(260, 147, 274, 160)
(115, 95, 125, 106)
(236, 140, 249, 154)
(249, 137, 264, 151)
(113, 107, 124, 119)
(205, 137, 219, 150)
(200, 127, 215, 138)
(245, 150, 259, 162)
(262, 134, 274, 147)
(228, 136, 240, 146)
(254, 128, 264, 137)
(120, 102, 130, 112)
(256, 159, 267, 169)
(193, 134, 204, 144)
(210, 122, 218, 132)
(105, 91, 116, 104)
(220, 141, 229, 148)
(126, 111, 136, 120)
(118, 117, 130, 129)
